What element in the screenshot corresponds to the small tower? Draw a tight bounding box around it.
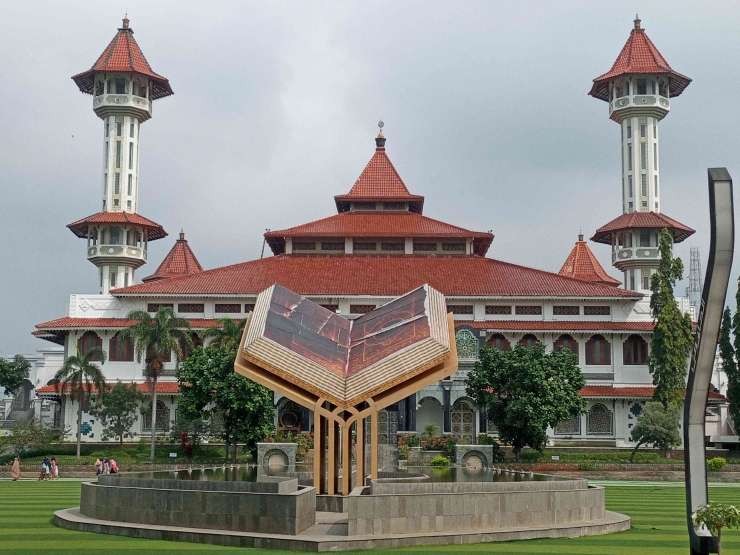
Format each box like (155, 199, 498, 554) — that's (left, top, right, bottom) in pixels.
(69, 17, 171, 293)
(589, 17, 694, 291)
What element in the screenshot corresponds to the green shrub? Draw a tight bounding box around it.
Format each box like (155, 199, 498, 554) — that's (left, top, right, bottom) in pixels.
(707, 457, 727, 472)
(430, 454, 450, 467)
(520, 450, 543, 463)
(476, 435, 505, 462)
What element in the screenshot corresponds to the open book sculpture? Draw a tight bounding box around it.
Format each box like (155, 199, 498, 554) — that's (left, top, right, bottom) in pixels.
(235, 284, 458, 495)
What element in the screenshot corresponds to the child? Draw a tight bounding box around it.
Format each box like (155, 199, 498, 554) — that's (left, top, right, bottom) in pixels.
(50, 457, 59, 480)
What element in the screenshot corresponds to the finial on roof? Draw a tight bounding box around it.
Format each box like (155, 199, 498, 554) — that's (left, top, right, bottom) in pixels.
(633, 14, 641, 30)
(578, 232, 584, 242)
(121, 13, 130, 30)
(179, 229, 185, 240)
(375, 120, 386, 150)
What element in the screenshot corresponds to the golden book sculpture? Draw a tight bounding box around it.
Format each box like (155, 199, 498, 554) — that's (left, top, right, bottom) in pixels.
(235, 284, 458, 495)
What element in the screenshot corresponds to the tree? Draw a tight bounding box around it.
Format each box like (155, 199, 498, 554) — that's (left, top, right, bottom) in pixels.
(91, 381, 144, 445)
(466, 342, 585, 461)
(177, 345, 274, 461)
(0, 354, 31, 396)
(120, 307, 191, 462)
(53, 351, 106, 458)
(629, 400, 681, 461)
(649, 228, 693, 407)
(693, 503, 740, 552)
(0, 420, 60, 458)
(721, 307, 740, 433)
(202, 319, 246, 351)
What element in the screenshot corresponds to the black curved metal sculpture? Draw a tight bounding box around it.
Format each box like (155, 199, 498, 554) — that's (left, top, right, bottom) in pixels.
(684, 168, 734, 555)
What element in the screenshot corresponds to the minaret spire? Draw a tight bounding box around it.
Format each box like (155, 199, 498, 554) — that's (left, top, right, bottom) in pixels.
(588, 17, 693, 292)
(69, 18, 172, 293)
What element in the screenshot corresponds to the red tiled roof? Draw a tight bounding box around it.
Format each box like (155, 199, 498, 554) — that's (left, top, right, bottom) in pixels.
(35, 317, 221, 331)
(460, 321, 654, 332)
(334, 137, 424, 212)
(581, 385, 725, 401)
(110, 255, 641, 298)
(559, 235, 620, 287)
(36, 381, 179, 396)
(68, 212, 167, 241)
(589, 18, 691, 101)
(143, 231, 203, 282)
(71, 18, 173, 100)
(264, 212, 493, 256)
(591, 211, 694, 244)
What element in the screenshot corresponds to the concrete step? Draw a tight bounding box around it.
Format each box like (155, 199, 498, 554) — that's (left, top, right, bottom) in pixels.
(306, 511, 349, 536)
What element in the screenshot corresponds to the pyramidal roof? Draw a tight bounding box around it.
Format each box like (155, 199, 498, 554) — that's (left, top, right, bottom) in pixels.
(72, 17, 173, 99)
(589, 17, 690, 101)
(559, 234, 620, 287)
(143, 231, 203, 282)
(335, 134, 424, 212)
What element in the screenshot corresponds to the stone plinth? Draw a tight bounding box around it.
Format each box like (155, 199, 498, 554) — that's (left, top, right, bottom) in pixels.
(455, 444, 495, 471)
(257, 442, 297, 479)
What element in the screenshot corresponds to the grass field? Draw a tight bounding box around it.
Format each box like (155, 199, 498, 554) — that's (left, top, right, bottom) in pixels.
(0, 480, 738, 554)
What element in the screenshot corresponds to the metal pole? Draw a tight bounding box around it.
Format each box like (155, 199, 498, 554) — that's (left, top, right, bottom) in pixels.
(684, 168, 734, 555)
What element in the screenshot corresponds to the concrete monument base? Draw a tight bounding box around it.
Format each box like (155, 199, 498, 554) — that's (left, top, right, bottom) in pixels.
(54, 469, 630, 551)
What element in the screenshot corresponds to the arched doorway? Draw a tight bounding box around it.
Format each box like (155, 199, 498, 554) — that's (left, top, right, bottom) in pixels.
(451, 399, 475, 443)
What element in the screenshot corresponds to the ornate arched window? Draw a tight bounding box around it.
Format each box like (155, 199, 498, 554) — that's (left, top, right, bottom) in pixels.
(517, 334, 539, 348)
(455, 329, 480, 359)
(587, 404, 613, 435)
(553, 334, 579, 363)
(451, 399, 475, 443)
(623, 334, 648, 365)
(109, 332, 134, 362)
(77, 331, 103, 361)
(555, 415, 581, 435)
(585, 334, 611, 365)
(486, 333, 511, 351)
(142, 399, 170, 432)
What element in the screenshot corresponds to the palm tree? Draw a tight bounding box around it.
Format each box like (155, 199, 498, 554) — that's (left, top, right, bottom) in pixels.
(54, 350, 106, 459)
(120, 308, 191, 462)
(202, 318, 246, 351)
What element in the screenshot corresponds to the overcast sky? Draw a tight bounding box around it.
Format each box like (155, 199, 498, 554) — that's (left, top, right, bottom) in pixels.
(2, 1, 740, 355)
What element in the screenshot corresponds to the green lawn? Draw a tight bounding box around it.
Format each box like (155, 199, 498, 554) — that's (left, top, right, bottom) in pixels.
(0, 480, 738, 554)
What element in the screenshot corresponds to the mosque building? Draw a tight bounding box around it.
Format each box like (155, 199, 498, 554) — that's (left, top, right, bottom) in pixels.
(31, 16, 731, 446)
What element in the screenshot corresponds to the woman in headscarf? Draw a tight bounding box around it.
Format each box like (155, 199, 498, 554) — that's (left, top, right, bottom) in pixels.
(10, 456, 21, 481)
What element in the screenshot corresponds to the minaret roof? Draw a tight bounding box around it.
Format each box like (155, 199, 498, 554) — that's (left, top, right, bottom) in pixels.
(71, 17, 173, 99)
(559, 234, 621, 287)
(589, 16, 691, 101)
(591, 211, 695, 244)
(143, 230, 203, 282)
(335, 132, 424, 213)
(67, 211, 167, 240)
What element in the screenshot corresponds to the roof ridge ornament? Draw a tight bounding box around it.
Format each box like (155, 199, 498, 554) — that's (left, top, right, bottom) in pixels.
(633, 13, 641, 30)
(375, 120, 386, 149)
(121, 13, 130, 31)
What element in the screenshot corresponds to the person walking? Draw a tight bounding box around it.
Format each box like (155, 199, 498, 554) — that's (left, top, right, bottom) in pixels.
(109, 458, 118, 474)
(94, 458, 102, 476)
(10, 457, 21, 481)
(50, 457, 59, 480)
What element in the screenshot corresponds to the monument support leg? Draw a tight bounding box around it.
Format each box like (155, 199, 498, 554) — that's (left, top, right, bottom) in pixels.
(327, 419, 336, 495)
(340, 421, 352, 496)
(333, 424, 341, 494)
(313, 411, 324, 494)
(370, 409, 379, 479)
(356, 418, 365, 489)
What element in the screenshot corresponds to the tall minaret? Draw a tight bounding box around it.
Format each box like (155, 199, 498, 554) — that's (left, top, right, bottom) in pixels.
(590, 16, 694, 292)
(68, 17, 171, 293)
